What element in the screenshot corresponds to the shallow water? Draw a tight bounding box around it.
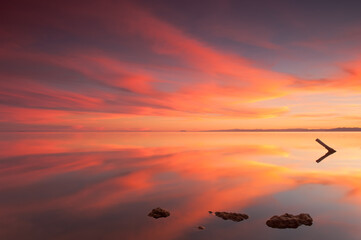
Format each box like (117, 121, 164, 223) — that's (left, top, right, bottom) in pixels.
(0, 132, 360, 240)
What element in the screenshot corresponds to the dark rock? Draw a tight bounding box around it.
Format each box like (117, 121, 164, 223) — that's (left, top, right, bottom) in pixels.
(148, 207, 170, 219)
(214, 211, 249, 222)
(266, 213, 313, 229)
(198, 225, 205, 230)
(208, 211, 213, 214)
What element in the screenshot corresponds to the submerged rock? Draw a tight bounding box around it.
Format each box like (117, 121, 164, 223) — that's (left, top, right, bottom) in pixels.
(266, 213, 313, 229)
(198, 225, 205, 230)
(148, 208, 170, 219)
(214, 211, 249, 222)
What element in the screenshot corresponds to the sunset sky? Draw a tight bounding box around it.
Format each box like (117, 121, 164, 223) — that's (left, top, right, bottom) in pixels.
(1, 0, 360, 131)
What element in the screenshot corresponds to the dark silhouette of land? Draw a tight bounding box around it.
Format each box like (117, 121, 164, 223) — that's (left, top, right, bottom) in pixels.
(202, 127, 361, 132)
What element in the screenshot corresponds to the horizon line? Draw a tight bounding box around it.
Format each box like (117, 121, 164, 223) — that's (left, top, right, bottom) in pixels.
(1, 127, 361, 133)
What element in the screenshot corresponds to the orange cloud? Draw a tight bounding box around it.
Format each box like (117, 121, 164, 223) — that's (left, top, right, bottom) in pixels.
(0, 1, 360, 131)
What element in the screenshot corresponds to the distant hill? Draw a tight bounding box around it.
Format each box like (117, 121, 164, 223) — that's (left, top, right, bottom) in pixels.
(202, 127, 361, 132)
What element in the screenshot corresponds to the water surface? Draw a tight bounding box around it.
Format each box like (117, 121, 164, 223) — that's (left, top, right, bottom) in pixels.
(0, 132, 360, 240)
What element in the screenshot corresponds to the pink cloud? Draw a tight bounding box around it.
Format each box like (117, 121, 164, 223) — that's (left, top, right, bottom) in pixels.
(0, 1, 360, 130)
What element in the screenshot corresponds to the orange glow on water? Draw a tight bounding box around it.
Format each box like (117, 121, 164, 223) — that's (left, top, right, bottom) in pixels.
(1, 132, 361, 239)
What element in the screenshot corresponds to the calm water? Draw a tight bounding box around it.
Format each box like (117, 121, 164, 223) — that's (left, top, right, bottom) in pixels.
(0, 132, 360, 240)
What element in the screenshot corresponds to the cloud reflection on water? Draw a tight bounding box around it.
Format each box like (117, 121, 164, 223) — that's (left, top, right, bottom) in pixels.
(0, 133, 360, 239)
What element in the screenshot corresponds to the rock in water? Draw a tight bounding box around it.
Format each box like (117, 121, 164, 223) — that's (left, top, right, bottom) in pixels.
(214, 212, 249, 222)
(198, 226, 205, 230)
(266, 213, 313, 229)
(148, 208, 170, 219)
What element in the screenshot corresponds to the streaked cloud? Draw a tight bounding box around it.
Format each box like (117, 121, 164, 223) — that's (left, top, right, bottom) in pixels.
(0, 0, 360, 130)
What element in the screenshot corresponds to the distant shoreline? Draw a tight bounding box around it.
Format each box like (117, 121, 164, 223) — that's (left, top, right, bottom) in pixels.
(0, 127, 361, 133)
(201, 127, 361, 132)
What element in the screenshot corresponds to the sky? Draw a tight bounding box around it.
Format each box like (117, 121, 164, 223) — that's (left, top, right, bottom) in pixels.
(0, 0, 360, 131)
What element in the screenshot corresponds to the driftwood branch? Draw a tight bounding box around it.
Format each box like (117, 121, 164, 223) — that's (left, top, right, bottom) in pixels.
(316, 138, 336, 153)
(316, 151, 335, 163)
(315, 138, 336, 163)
